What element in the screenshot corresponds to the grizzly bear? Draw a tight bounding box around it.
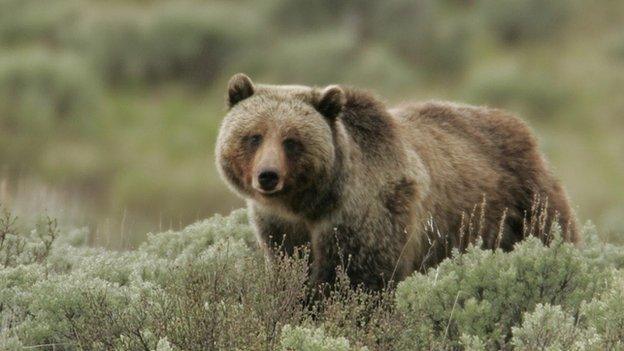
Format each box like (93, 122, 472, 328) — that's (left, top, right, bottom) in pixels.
(216, 73, 578, 291)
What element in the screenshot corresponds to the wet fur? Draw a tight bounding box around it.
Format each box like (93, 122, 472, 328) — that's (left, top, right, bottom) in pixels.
(217, 79, 579, 292)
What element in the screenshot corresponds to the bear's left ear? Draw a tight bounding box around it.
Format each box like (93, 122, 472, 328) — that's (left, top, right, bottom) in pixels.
(227, 73, 255, 108)
(314, 85, 346, 121)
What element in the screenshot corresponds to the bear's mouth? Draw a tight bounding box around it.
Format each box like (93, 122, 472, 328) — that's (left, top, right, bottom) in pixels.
(253, 183, 284, 197)
(257, 188, 280, 195)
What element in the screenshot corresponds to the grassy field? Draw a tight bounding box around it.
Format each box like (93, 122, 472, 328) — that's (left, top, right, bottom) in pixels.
(0, 0, 623, 246)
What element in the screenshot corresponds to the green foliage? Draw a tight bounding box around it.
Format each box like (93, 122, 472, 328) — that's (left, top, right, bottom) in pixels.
(280, 325, 366, 351)
(69, 2, 260, 86)
(69, 10, 148, 87)
(0, 50, 102, 174)
(579, 223, 624, 270)
(259, 30, 358, 85)
(372, 0, 473, 79)
(460, 333, 487, 351)
(0, 330, 22, 351)
(511, 303, 602, 350)
(0, 51, 101, 134)
(266, 0, 349, 32)
(0, 0, 82, 46)
(462, 65, 572, 120)
(266, 0, 472, 80)
(395, 234, 612, 349)
(476, 0, 573, 45)
(139, 208, 254, 257)
(0, 50, 101, 133)
(2, 207, 624, 350)
(342, 45, 419, 95)
(581, 275, 624, 349)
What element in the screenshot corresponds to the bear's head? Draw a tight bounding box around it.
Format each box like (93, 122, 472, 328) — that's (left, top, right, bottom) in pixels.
(216, 73, 346, 210)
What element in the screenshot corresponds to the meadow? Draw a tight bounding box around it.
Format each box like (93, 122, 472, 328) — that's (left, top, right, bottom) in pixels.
(0, 0, 623, 245)
(1, 0, 624, 349)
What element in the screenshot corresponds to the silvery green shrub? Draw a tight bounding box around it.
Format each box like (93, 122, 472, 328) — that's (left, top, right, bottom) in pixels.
(0, 0, 81, 46)
(476, 0, 571, 45)
(395, 234, 613, 349)
(0, 50, 103, 175)
(1, 205, 624, 350)
(0, 50, 102, 134)
(70, 2, 260, 87)
(280, 325, 367, 351)
(581, 274, 624, 349)
(511, 303, 602, 350)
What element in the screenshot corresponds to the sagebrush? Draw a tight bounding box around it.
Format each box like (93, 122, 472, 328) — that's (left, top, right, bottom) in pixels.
(1, 206, 623, 350)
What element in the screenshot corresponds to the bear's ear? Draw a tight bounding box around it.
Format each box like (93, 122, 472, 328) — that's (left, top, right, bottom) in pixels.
(315, 85, 346, 121)
(227, 73, 255, 108)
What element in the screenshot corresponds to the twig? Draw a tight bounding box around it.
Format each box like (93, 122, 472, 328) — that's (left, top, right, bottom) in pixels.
(444, 290, 461, 339)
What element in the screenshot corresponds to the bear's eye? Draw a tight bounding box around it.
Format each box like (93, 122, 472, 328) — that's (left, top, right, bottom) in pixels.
(283, 138, 303, 155)
(245, 134, 262, 148)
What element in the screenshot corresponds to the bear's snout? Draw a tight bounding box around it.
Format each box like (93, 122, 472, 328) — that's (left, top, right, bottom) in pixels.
(251, 136, 286, 195)
(257, 169, 281, 193)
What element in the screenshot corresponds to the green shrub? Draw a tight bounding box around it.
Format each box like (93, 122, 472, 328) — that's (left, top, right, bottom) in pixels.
(511, 303, 602, 350)
(311, 269, 403, 350)
(144, 3, 259, 85)
(264, 0, 472, 82)
(71, 2, 260, 87)
(462, 65, 572, 120)
(69, 10, 149, 86)
(395, 235, 612, 349)
(343, 45, 419, 96)
(0, 50, 102, 174)
(0, 50, 101, 132)
(1, 207, 309, 350)
(581, 275, 624, 349)
(0, 0, 82, 46)
(476, 0, 572, 45)
(266, 0, 350, 33)
(372, 0, 472, 79)
(280, 325, 366, 351)
(1, 207, 624, 350)
(258, 30, 358, 85)
(460, 333, 487, 351)
(139, 208, 254, 257)
(0, 330, 22, 351)
(612, 34, 624, 62)
(580, 223, 624, 270)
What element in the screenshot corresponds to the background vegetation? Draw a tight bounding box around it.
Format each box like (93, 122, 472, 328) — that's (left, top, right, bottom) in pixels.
(0, 0, 623, 246)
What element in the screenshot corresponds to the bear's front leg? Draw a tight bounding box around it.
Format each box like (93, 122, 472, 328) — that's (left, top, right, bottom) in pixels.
(249, 203, 311, 257)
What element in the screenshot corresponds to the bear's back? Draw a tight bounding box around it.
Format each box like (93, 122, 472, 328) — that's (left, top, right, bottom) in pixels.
(393, 101, 539, 180)
(392, 101, 578, 251)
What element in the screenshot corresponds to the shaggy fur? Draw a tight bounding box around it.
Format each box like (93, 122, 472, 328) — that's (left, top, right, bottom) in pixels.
(216, 74, 578, 291)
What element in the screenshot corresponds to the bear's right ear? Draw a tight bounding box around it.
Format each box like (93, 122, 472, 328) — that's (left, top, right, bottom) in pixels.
(227, 73, 255, 108)
(314, 85, 346, 121)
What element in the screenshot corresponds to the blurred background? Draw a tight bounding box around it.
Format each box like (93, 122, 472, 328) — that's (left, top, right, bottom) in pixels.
(0, 0, 622, 247)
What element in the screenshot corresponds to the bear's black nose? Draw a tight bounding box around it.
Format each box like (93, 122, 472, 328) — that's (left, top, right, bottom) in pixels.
(258, 170, 279, 191)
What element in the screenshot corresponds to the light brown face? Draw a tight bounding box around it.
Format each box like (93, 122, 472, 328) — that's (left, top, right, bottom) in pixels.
(216, 74, 343, 204)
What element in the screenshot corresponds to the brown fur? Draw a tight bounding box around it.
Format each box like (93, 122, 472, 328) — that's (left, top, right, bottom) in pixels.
(216, 74, 578, 292)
